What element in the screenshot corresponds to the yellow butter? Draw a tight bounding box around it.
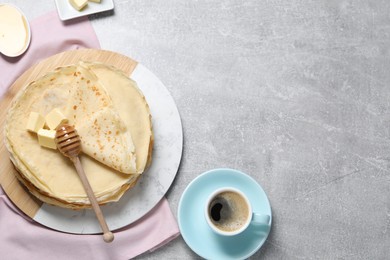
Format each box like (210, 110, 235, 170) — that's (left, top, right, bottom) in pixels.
(0, 4, 30, 57)
(89, 0, 101, 2)
(37, 129, 57, 149)
(69, 0, 88, 11)
(26, 112, 45, 133)
(45, 108, 68, 130)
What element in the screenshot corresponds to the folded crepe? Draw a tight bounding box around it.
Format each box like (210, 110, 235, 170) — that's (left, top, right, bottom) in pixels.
(64, 63, 136, 174)
(4, 62, 153, 208)
(87, 62, 153, 174)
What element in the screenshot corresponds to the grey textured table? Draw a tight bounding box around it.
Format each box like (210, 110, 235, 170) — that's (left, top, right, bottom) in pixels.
(5, 1, 390, 259)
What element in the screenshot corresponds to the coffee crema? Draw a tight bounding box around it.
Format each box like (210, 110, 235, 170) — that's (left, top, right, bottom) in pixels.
(208, 191, 250, 232)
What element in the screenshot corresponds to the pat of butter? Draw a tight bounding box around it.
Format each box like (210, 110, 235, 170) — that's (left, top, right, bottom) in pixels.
(45, 108, 68, 130)
(89, 0, 101, 2)
(37, 129, 57, 149)
(26, 112, 45, 133)
(69, 0, 88, 11)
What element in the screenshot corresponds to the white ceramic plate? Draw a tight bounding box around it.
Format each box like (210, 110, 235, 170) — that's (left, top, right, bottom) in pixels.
(33, 63, 183, 234)
(54, 0, 114, 21)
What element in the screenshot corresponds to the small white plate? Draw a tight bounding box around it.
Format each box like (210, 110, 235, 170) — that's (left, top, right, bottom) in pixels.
(0, 4, 31, 57)
(54, 0, 114, 21)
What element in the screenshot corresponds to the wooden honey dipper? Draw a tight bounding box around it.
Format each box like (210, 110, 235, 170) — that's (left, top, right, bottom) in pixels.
(55, 124, 114, 243)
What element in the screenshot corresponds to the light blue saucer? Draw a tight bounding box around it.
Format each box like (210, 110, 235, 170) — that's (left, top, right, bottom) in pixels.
(178, 168, 272, 260)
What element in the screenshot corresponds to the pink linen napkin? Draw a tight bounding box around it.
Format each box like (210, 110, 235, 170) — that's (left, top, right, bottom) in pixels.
(0, 11, 179, 260)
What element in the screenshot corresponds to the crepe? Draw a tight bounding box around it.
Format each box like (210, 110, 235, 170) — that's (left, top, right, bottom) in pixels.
(86, 62, 153, 173)
(4, 62, 153, 208)
(64, 64, 136, 174)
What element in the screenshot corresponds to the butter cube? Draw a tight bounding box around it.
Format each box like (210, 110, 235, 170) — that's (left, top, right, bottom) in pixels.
(45, 108, 68, 130)
(37, 129, 57, 149)
(69, 0, 88, 11)
(26, 112, 45, 133)
(89, 0, 101, 2)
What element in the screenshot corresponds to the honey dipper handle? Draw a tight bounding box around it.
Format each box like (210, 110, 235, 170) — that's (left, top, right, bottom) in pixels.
(71, 156, 114, 243)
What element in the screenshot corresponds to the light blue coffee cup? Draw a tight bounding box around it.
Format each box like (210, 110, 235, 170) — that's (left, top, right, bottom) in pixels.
(204, 187, 270, 236)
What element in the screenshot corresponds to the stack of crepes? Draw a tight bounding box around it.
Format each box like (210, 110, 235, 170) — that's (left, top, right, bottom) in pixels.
(4, 61, 153, 209)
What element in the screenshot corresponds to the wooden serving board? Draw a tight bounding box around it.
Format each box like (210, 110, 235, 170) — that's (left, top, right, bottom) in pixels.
(0, 49, 138, 218)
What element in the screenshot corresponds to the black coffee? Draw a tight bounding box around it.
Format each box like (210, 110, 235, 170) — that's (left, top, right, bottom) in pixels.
(208, 191, 249, 232)
(210, 202, 223, 221)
